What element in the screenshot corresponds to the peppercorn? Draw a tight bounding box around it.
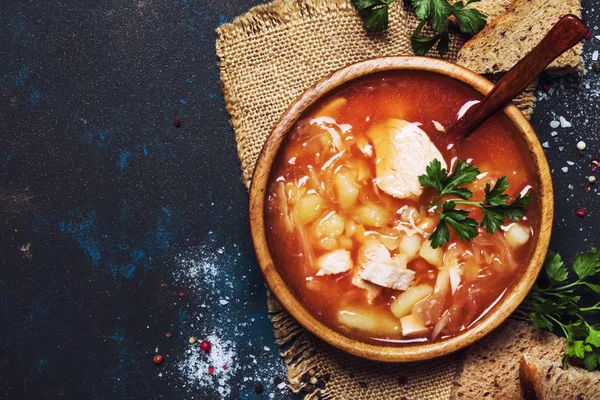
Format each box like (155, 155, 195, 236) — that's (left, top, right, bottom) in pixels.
(174, 118, 181, 127)
(254, 382, 264, 394)
(576, 208, 586, 217)
(188, 336, 196, 344)
(200, 340, 211, 353)
(593, 62, 600, 73)
(153, 355, 164, 365)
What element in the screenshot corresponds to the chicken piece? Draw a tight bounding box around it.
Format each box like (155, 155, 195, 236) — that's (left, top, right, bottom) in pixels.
(356, 237, 416, 291)
(316, 249, 352, 276)
(367, 119, 447, 200)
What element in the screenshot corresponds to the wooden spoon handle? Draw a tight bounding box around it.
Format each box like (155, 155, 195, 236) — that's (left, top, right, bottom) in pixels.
(447, 14, 589, 142)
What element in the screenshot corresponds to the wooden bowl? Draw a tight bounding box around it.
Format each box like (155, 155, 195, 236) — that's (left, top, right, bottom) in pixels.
(249, 57, 553, 362)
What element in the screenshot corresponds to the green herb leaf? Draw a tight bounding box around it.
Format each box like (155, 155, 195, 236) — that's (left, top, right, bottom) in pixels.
(411, 0, 432, 20)
(543, 251, 568, 284)
(584, 351, 599, 371)
(418, 158, 447, 192)
(437, 32, 450, 55)
(430, 220, 450, 249)
(429, 0, 453, 32)
(483, 177, 509, 206)
(480, 207, 505, 234)
(586, 325, 600, 347)
(527, 249, 600, 371)
(573, 248, 600, 280)
(451, 6, 487, 35)
(351, 0, 393, 32)
(411, 34, 441, 55)
(441, 202, 479, 241)
(445, 160, 480, 190)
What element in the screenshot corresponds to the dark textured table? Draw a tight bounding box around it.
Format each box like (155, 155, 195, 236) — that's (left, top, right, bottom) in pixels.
(1, 1, 599, 399)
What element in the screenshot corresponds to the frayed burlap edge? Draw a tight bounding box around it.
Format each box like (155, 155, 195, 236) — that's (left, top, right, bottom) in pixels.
(216, 0, 360, 188)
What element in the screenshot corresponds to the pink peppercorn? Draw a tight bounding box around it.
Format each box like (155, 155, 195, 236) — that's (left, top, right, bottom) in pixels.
(576, 208, 586, 217)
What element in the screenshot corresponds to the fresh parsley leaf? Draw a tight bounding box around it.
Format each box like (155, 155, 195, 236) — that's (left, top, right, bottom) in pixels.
(351, 0, 394, 32)
(429, 0, 453, 32)
(418, 158, 447, 191)
(451, 6, 487, 35)
(586, 324, 600, 347)
(354, 0, 487, 55)
(543, 251, 568, 284)
(530, 311, 553, 330)
(437, 32, 450, 55)
(411, 0, 431, 20)
(483, 177, 509, 206)
(441, 201, 478, 241)
(527, 249, 600, 371)
(584, 351, 599, 371)
(445, 160, 480, 189)
(480, 207, 504, 234)
(581, 282, 600, 294)
(430, 219, 450, 248)
(573, 248, 600, 280)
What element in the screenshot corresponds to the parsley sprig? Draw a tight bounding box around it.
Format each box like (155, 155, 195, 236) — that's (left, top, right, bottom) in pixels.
(418, 159, 531, 248)
(350, 0, 487, 55)
(526, 249, 600, 371)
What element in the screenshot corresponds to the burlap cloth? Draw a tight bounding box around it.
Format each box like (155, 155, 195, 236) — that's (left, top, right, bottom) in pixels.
(216, 1, 536, 398)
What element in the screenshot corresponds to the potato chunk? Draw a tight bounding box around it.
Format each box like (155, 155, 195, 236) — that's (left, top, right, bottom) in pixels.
(338, 307, 400, 335)
(333, 169, 359, 210)
(356, 204, 390, 228)
(505, 223, 531, 249)
(419, 240, 444, 268)
(293, 193, 323, 224)
(398, 233, 422, 262)
(390, 284, 434, 319)
(315, 212, 345, 238)
(400, 314, 429, 338)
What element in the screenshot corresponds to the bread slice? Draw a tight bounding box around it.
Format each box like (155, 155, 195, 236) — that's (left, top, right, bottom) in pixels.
(520, 355, 600, 400)
(451, 0, 515, 22)
(450, 318, 566, 399)
(456, 0, 583, 76)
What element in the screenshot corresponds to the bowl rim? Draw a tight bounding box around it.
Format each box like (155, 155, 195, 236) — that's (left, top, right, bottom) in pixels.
(248, 56, 554, 362)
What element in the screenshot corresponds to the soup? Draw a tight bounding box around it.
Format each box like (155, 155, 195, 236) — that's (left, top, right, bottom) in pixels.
(265, 71, 540, 344)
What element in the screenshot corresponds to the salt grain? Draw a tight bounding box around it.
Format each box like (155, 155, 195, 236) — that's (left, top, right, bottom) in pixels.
(568, 184, 574, 190)
(277, 382, 287, 390)
(219, 299, 229, 306)
(559, 116, 572, 128)
(567, 161, 575, 166)
(562, 167, 569, 173)
(551, 131, 558, 137)
(178, 333, 236, 398)
(550, 120, 560, 128)
(264, 346, 270, 351)
(593, 50, 599, 61)
(542, 142, 549, 148)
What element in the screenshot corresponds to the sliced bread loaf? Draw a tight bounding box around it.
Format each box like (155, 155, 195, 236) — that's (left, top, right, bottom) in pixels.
(450, 318, 566, 399)
(451, 0, 515, 22)
(456, 0, 583, 75)
(520, 355, 600, 400)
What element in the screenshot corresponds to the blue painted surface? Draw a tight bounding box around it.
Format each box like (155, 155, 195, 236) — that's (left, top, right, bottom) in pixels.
(1, 0, 599, 399)
(0, 0, 289, 398)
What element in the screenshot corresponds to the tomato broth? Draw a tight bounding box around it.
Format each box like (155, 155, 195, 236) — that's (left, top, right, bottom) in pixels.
(265, 71, 540, 345)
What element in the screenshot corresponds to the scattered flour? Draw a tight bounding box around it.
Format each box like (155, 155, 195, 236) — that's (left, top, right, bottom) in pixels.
(178, 332, 237, 398)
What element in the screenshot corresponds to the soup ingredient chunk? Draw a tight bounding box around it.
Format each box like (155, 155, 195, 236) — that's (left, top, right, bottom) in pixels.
(400, 314, 429, 337)
(316, 249, 353, 276)
(505, 223, 531, 249)
(357, 237, 415, 290)
(367, 119, 447, 200)
(390, 284, 434, 319)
